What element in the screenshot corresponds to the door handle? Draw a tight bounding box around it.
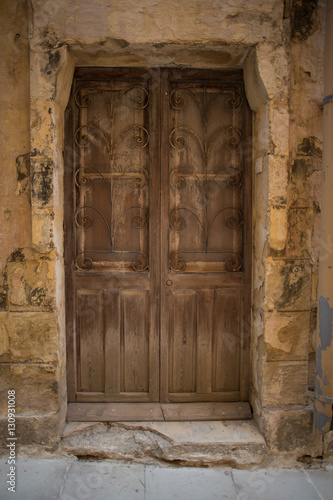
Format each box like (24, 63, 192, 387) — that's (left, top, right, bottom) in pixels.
(166, 279, 173, 286)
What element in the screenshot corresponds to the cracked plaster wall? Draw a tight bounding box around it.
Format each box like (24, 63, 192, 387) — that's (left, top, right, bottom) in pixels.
(0, 0, 331, 458)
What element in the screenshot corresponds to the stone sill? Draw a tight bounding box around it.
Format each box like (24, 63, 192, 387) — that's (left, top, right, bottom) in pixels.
(59, 420, 268, 468)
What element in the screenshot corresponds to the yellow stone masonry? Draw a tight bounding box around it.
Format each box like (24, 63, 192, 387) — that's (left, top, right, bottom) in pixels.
(0, 0, 330, 458)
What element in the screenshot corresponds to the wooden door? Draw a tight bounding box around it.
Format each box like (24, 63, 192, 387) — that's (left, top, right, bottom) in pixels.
(65, 68, 251, 408)
(160, 69, 251, 403)
(65, 68, 160, 403)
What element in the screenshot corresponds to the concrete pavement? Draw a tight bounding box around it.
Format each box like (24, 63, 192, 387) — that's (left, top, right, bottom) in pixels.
(0, 458, 333, 499)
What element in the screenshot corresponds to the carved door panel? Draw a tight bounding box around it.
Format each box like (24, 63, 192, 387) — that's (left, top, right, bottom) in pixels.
(65, 69, 160, 403)
(65, 68, 251, 405)
(160, 69, 251, 402)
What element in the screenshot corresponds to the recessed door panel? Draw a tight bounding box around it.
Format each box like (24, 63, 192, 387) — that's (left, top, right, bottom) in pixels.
(168, 291, 197, 393)
(76, 289, 104, 393)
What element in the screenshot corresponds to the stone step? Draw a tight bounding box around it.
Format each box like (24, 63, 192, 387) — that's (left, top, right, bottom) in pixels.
(60, 420, 267, 468)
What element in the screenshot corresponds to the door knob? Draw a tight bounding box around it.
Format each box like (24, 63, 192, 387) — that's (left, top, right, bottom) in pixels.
(166, 279, 173, 286)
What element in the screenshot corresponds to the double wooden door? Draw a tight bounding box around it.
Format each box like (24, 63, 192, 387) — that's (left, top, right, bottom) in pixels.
(65, 68, 252, 409)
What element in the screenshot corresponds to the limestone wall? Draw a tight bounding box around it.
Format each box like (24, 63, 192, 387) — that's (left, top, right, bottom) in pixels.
(0, 0, 329, 457)
(0, 0, 64, 446)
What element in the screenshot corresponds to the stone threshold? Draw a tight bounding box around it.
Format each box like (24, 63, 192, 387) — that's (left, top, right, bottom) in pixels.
(60, 419, 268, 468)
(66, 402, 252, 422)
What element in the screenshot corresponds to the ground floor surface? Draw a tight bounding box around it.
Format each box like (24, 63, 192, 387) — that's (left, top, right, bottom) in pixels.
(0, 457, 332, 500)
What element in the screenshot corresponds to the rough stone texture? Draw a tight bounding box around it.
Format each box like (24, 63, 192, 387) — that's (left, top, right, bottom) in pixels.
(0, 414, 61, 449)
(0, 0, 31, 284)
(287, 137, 322, 261)
(0, 0, 328, 460)
(268, 155, 288, 205)
(6, 251, 55, 311)
(0, 364, 58, 414)
(262, 361, 308, 407)
(261, 408, 323, 456)
(30, 0, 284, 47)
(60, 421, 267, 467)
(0, 312, 58, 362)
(265, 259, 312, 311)
(290, 0, 319, 43)
(289, 138, 322, 209)
(0, 0, 71, 451)
(268, 206, 288, 251)
(324, 431, 333, 457)
(264, 311, 310, 361)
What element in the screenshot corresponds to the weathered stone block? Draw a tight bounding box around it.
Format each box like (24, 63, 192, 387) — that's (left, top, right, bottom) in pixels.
(261, 408, 322, 455)
(0, 312, 58, 362)
(0, 414, 62, 448)
(290, 0, 319, 42)
(264, 311, 310, 361)
(262, 361, 308, 406)
(324, 431, 333, 457)
(0, 198, 32, 276)
(0, 285, 7, 310)
(253, 104, 269, 157)
(0, 316, 9, 354)
(256, 44, 289, 102)
(15, 151, 31, 197)
(308, 352, 316, 390)
(60, 420, 267, 467)
(31, 207, 55, 252)
(30, 50, 57, 100)
(269, 107, 289, 157)
(6, 257, 55, 311)
(31, 1, 284, 49)
(31, 154, 54, 208)
(268, 206, 287, 252)
(317, 230, 333, 273)
(289, 157, 321, 209)
(268, 155, 288, 205)
(30, 98, 55, 156)
(0, 364, 58, 415)
(286, 207, 313, 258)
(309, 307, 317, 353)
(289, 137, 322, 209)
(265, 258, 311, 311)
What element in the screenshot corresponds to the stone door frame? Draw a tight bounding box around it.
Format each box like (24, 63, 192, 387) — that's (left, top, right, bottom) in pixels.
(29, 43, 279, 440)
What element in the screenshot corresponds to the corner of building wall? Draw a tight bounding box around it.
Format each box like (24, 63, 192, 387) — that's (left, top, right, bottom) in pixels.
(243, 2, 326, 456)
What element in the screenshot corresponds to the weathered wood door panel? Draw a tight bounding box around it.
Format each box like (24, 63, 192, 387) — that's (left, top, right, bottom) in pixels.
(65, 68, 251, 406)
(165, 288, 242, 401)
(160, 69, 251, 403)
(75, 288, 152, 400)
(65, 68, 160, 403)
